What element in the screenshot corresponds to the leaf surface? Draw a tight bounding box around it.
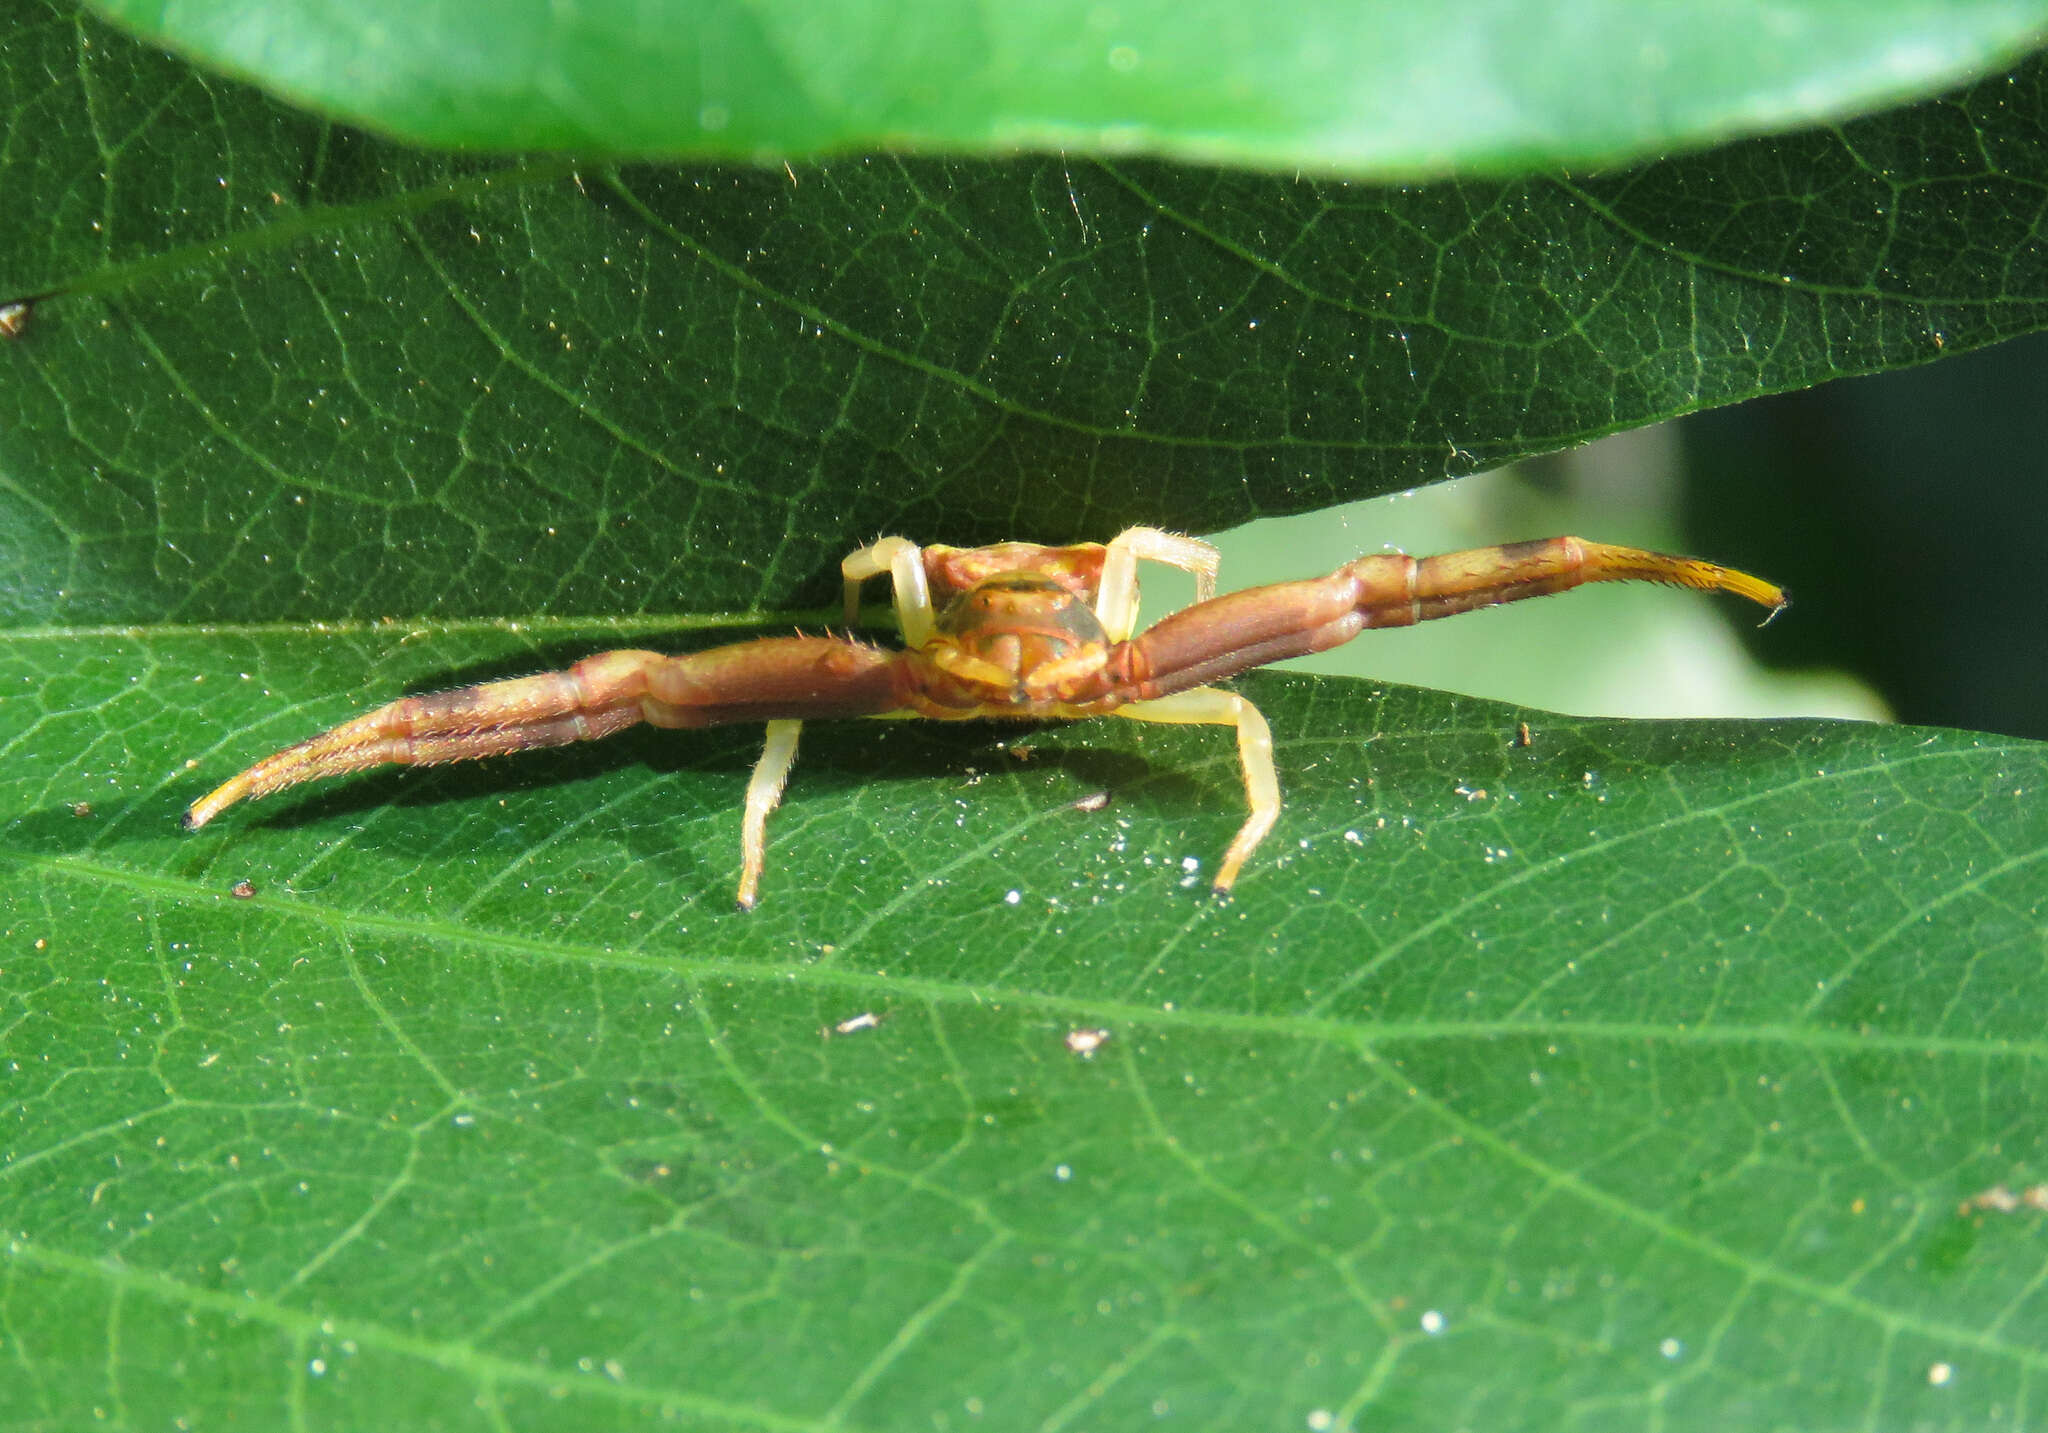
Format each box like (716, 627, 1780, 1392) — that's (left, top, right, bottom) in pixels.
(8, 625, 2048, 1429)
(6, 10, 2048, 626)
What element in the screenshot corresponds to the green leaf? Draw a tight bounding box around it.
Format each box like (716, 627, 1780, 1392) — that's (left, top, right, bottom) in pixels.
(8, 8, 2048, 1429)
(86, 0, 2048, 172)
(10, 629, 2048, 1429)
(7, 9, 2048, 630)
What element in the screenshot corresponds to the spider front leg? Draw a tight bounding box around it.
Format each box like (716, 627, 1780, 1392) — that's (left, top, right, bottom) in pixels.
(184, 636, 909, 908)
(1115, 536, 1786, 696)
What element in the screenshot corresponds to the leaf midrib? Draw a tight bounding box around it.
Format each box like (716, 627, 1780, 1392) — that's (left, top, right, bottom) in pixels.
(11, 846, 2045, 1062)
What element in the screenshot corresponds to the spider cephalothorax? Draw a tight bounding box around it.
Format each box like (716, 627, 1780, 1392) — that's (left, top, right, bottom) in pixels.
(916, 572, 1119, 712)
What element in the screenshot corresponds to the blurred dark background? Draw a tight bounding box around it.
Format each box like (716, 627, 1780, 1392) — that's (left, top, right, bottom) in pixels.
(1202, 331, 2047, 741)
(1684, 330, 2048, 742)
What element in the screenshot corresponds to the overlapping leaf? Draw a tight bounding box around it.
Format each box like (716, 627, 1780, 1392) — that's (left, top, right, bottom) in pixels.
(87, 0, 2048, 173)
(5, 11, 2048, 629)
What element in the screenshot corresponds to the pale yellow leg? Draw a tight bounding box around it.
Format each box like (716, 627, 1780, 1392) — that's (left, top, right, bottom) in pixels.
(736, 719, 802, 910)
(1095, 528, 1221, 642)
(839, 537, 934, 646)
(1113, 686, 1277, 892)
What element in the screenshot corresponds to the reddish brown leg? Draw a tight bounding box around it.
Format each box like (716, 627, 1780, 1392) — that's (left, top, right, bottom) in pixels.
(1074, 537, 1784, 891)
(1111, 536, 1786, 699)
(182, 652, 656, 829)
(185, 637, 909, 904)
